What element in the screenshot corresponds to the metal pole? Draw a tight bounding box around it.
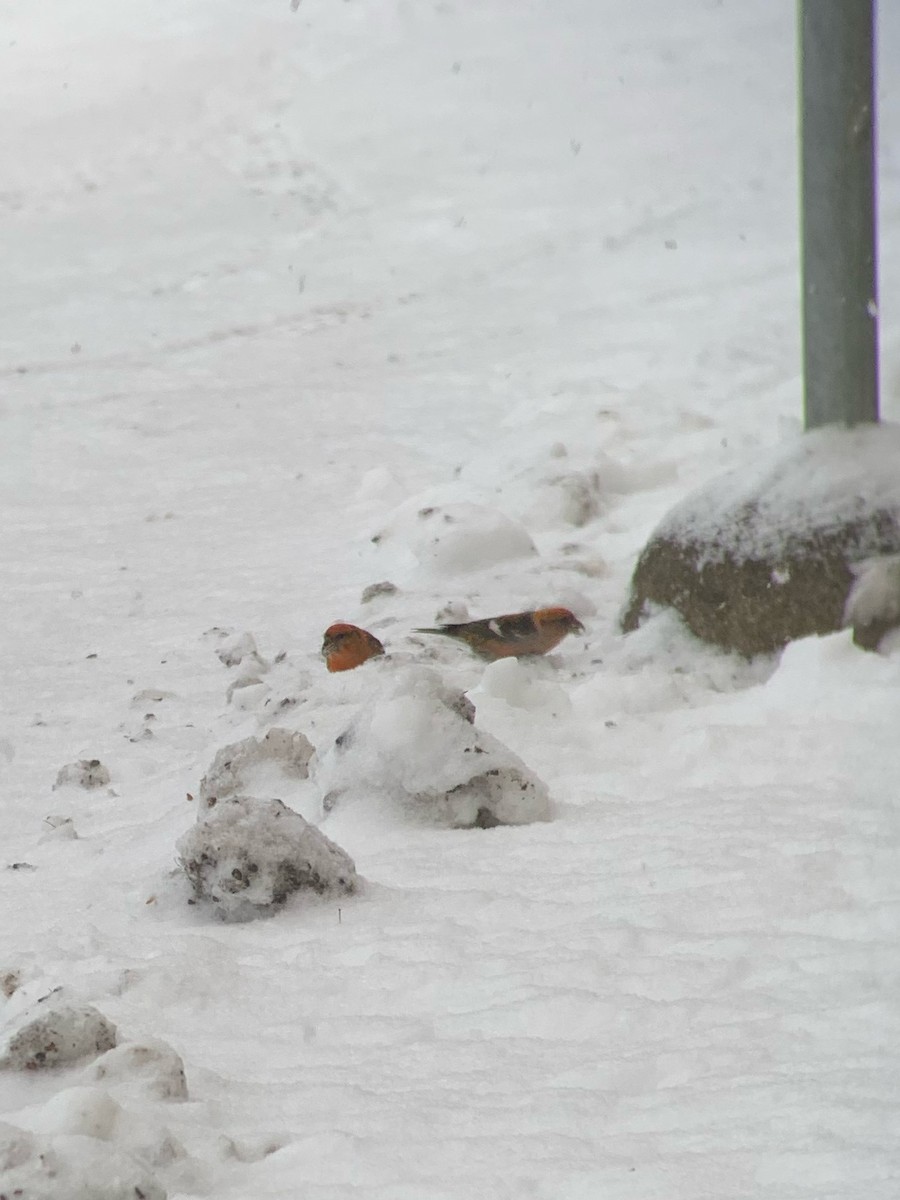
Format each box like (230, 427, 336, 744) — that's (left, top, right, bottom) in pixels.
(799, 0, 879, 428)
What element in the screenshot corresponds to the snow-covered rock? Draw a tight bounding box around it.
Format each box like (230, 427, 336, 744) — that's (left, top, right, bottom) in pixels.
(623, 424, 900, 656)
(0, 1003, 117, 1072)
(314, 665, 551, 828)
(176, 796, 358, 920)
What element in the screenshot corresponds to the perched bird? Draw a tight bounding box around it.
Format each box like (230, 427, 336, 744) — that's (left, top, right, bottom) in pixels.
(415, 606, 584, 661)
(322, 623, 385, 672)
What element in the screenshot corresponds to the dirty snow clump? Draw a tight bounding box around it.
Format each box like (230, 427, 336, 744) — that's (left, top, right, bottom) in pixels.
(53, 759, 111, 790)
(360, 579, 398, 604)
(0, 1120, 166, 1200)
(0, 1002, 117, 1072)
(199, 728, 314, 803)
(315, 664, 551, 828)
(177, 796, 358, 920)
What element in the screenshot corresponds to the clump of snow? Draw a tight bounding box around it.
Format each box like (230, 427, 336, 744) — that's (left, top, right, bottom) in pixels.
(40, 815, 78, 842)
(207, 630, 275, 705)
(487, 448, 631, 530)
(39, 1085, 122, 1140)
(53, 759, 110, 790)
(360, 579, 398, 604)
(356, 466, 407, 504)
(226, 679, 270, 709)
(129, 688, 176, 709)
(372, 499, 536, 576)
(215, 630, 269, 671)
(33, 1082, 189, 1178)
(653, 423, 900, 566)
(429, 599, 471, 625)
(0, 1122, 166, 1200)
(1, 972, 21, 1000)
(844, 554, 900, 625)
(471, 657, 574, 721)
(458, 399, 678, 532)
(314, 665, 551, 828)
(0, 1002, 117, 1071)
(84, 1039, 188, 1101)
(218, 1131, 287, 1164)
(0, 1121, 32, 1170)
(176, 796, 358, 920)
(198, 728, 314, 804)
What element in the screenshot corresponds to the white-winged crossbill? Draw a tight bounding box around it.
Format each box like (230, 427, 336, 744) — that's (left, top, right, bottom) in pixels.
(415, 606, 584, 660)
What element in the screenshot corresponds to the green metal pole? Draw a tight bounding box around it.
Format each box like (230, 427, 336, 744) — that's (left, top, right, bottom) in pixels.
(799, 0, 879, 428)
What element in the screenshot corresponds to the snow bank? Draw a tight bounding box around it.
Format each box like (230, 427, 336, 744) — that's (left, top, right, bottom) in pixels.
(314, 664, 551, 828)
(756, 628, 900, 718)
(177, 796, 358, 920)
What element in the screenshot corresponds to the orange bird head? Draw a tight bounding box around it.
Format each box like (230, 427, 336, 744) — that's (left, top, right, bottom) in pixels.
(533, 607, 585, 635)
(321, 622, 385, 672)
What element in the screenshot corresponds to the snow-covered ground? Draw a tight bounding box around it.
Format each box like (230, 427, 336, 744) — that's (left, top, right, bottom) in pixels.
(2, 1, 900, 1195)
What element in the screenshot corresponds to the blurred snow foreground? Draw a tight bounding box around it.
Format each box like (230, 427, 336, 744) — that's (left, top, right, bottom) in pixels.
(0, 1122, 167, 1200)
(178, 665, 550, 918)
(0, 1001, 189, 1199)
